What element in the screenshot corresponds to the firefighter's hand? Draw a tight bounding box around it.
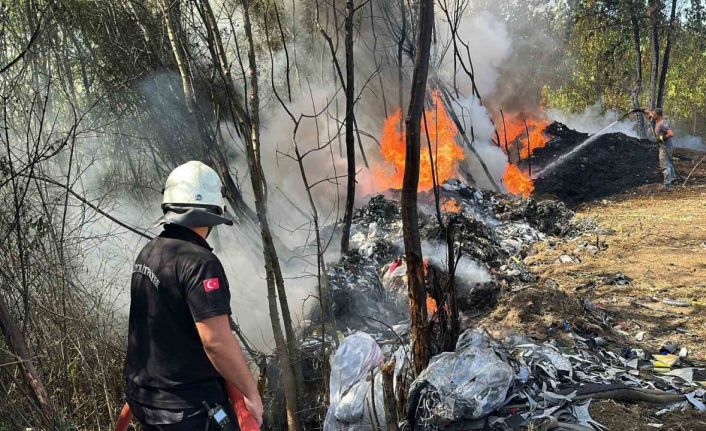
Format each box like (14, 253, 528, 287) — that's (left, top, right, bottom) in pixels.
(243, 394, 264, 427)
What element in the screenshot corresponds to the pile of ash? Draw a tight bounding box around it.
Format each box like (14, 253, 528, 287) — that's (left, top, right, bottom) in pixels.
(530, 122, 661, 205)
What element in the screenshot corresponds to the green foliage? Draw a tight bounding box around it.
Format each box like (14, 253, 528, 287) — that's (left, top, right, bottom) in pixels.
(544, 0, 706, 136)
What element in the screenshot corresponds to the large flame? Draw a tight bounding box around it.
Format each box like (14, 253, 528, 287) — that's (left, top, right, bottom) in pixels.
(503, 164, 535, 197)
(371, 92, 465, 191)
(498, 114, 550, 159)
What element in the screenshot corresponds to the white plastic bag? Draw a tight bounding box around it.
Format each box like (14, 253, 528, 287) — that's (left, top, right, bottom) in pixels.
(325, 332, 384, 430)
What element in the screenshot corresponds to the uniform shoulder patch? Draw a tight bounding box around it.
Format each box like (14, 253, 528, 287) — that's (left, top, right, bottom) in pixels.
(203, 278, 220, 292)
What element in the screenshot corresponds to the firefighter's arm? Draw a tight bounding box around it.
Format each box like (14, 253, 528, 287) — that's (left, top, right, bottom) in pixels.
(114, 403, 132, 431)
(665, 129, 674, 138)
(196, 315, 263, 426)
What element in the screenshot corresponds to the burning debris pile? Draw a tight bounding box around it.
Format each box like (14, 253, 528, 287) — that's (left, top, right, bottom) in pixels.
(318, 183, 584, 338)
(308, 182, 706, 430)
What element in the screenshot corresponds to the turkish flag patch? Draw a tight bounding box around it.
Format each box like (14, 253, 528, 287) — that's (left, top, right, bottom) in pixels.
(203, 278, 220, 292)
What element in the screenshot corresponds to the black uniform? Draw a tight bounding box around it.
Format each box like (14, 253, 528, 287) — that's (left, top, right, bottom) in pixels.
(124, 224, 235, 429)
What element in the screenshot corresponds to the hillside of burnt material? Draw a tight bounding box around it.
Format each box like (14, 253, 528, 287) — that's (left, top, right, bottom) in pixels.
(530, 122, 661, 205)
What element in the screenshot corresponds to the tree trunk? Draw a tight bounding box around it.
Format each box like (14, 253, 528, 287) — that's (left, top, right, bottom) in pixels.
(444, 221, 459, 351)
(648, 0, 661, 110)
(340, 0, 356, 254)
(402, 0, 434, 376)
(657, 0, 677, 108)
(0, 292, 58, 427)
(397, 0, 406, 113)
(381, 358, 399, 431)
(197, 1, 303, 428)
(161, 0, 195, 111)
(629, 0, 646, 137)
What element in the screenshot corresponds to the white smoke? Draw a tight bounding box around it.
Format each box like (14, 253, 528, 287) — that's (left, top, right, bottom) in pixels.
(438, 11, 513, 96)
(674, 135, 706, 151)
(421, 240, 491, 285)
(547, 103, 639, 138)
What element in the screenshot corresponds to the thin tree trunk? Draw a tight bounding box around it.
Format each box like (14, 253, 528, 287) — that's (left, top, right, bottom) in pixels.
(444, 220, 458, 351)
(402, 0, 434, 376)
(198, 1, 302, 427)
(397, 0, 406, 112)
(381, 358, 399, 431)
(0, 292, 58, 427)
(340, 0, 356, 254)
(657, 0, 677, 108)
(648, 0, 661, 110)
(161, 0, 195, 111)
(629, 0, 646, 137)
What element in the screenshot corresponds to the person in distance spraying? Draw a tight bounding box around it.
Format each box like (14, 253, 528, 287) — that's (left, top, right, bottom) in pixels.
(117, 161, 263, 430)
(643, 108, 676, 188)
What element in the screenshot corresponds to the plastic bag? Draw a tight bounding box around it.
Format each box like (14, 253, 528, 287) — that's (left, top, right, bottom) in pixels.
(329, 332, 384, 404)
(324, 332, 384, 430)
(410, 343, 513, 424)
(335, 371, 386, 429)
(455, 328, 491, 350)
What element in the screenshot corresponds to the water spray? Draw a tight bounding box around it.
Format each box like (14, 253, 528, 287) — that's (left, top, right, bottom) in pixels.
(533, 108, 643, 179)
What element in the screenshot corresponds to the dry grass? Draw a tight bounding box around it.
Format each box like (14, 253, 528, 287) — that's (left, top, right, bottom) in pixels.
(529, 186, 706, 356)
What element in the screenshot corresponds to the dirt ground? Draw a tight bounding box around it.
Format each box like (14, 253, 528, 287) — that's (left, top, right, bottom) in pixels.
(477, 148, 706, 429)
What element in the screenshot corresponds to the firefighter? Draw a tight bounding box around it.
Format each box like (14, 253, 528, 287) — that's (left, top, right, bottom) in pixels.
(646, 108, 676, 188)
(121, 161, 263, 430)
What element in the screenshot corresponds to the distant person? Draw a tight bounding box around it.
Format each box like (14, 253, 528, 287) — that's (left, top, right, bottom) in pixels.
(646, 108, 676, 188)
(118, 161, 263, 430)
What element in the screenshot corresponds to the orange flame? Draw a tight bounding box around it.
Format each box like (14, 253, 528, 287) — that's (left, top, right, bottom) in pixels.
(426, 296, 438, 315)
(371, 92, 465, 191)
(441, 199, 462, 213)
(499, 114, 550, 159)
(503, 164, 535, 197)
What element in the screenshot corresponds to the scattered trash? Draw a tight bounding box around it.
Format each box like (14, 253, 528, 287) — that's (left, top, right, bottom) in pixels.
(607, 273, 632, 286)
(403, 329, 704, 430)
(562, 320, 572, 332)
(663, 299, 691, 308)
(686, 391, 706, 411)
(653, 354, 680, 368)
(655, 401, 689, 416)
(659, 342, 679, 355)
(556, 254, 576, 264)
(313, 190, 704, 430)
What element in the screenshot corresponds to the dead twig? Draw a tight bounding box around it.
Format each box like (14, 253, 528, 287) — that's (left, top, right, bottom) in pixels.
(680, 154, 706, 189)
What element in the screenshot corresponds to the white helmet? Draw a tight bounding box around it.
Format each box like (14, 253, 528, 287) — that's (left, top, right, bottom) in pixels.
(155, 161, 234, 228)
(162, 161, 225, 211)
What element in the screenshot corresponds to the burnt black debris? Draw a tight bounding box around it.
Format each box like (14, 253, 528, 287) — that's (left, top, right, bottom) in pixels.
(328, 252, 408, 336)
(312, 184, 595, 338)
(531, 122, 660, 205)
(352, 194, 400, 229)
(420, 212, 501, 265)
(495, 198, 582, 237)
